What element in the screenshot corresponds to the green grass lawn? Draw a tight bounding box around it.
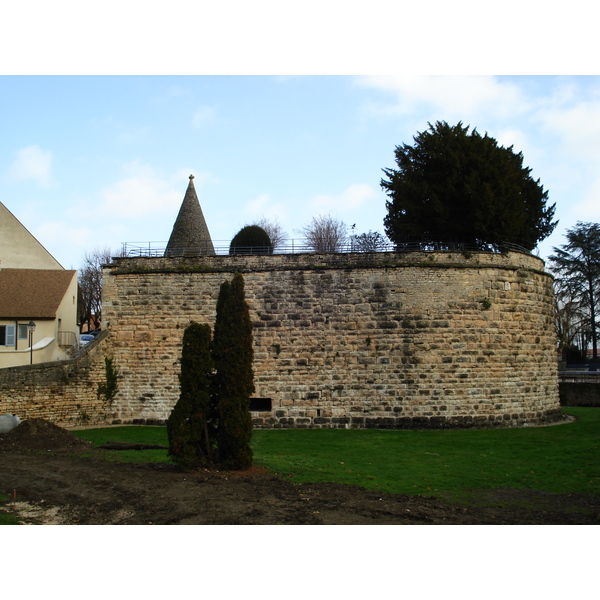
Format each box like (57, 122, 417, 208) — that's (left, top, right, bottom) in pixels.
(72, 408, 600, 501)
(74, 426, 172, 463)
(2, 408, 595, 524)
(252, 408, 600, 499)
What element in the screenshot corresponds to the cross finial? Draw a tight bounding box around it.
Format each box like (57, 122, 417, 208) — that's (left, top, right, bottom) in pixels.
(189, 174, 194, 180)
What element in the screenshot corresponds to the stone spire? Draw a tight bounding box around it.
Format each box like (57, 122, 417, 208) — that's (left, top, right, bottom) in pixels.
(165, 175, 215, 256)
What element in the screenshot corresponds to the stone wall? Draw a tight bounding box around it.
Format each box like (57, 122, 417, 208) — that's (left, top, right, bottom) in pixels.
(559, 382, 600, 406)
(101, 250, 562, 429)
(0, 332, 115, 427)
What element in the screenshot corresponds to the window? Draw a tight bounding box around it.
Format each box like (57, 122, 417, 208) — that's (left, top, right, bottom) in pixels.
(0, 325, 16, 347)
(249, 398, 272, 412)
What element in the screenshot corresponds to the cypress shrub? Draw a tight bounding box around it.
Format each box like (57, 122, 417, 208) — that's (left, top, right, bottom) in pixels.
(167, 322, 214, 470)
(229, 225, 273, 255)
(212, 273, 254, 470)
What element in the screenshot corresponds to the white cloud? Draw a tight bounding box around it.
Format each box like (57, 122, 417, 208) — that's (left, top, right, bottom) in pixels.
(356, 75, 528, 121)
(98, 162, 183, 218)
(574, 176, 600, 221)
(493, 127, 529, 153)
(243, 193, 271, 216)
(242, 193, 288, 224)
(493, 126, 547, 176)
(99, 178, 180, 218)
(35, 221, 92, 247)
(311, 183, 378, 213)
(192, 105, 217, 128)
(535, 99, 600, 164)
(8, 145, 53, 186)
(32, 221, 93, 268)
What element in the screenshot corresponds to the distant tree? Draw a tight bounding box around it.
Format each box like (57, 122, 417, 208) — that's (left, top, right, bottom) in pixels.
(381, 121, 557, 251)
(229, 225, 273, 255)
(351, 231, 389, 252)
(78, 247, 114, 332)
(167, 322, 215, 470)
(253, 217, 287, 250)
(554, 285, 589, 360)
(212, 273, 254, 470)
(549, 222, 600, 362)
(301, 215, 348, 252)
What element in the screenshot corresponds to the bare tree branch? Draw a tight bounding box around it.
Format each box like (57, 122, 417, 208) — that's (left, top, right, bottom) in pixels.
(253, 217, 287, 250)
(78, 247, 115, 332)
(300, 215, 348, 253)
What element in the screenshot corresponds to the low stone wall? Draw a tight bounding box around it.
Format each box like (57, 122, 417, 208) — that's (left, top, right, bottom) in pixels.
(0, 332, 115, 427)
(102, 250, 562, 429)
(559, 382, 600, 407)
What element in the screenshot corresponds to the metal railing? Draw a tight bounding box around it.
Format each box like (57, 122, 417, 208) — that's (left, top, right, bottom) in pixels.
(56, 330, 82, 360)
(120, 239, 534, 259)
(58, 330, 78, 348)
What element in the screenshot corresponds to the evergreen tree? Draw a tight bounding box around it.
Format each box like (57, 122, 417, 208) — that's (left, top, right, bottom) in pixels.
(549, 222, 600, 362)
(212, 273, 254, 470)
(381, 121, 557, 251)
(167, 322, 214, 470)
(229, 225, 273, 255)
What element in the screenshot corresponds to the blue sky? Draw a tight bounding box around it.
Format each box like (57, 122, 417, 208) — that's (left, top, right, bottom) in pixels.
(1, 74, 599, 269)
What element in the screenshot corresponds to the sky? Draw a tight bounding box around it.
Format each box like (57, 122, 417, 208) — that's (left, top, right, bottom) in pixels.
(2, 74, 599, 270)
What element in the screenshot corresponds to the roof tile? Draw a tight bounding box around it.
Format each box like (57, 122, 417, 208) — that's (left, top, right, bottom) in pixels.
(0, 269, 76, 319)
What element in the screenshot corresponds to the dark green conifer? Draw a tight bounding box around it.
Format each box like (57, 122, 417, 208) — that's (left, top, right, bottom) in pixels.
(381, 121, 557, 251)
(229, 225, 273, 255)
(212, 273, 254, 470)
(167, 322, 214, 470)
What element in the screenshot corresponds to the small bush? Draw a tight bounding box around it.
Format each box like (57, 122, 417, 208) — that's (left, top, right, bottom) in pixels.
(97, 357, 119, 404)
(229, 225, 273, 255)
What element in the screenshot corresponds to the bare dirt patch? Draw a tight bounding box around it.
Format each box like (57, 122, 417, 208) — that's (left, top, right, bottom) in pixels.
(1, 419, 598, 525)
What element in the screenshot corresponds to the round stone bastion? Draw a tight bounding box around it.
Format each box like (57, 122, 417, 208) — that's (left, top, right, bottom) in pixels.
(101, 250, 563, 429)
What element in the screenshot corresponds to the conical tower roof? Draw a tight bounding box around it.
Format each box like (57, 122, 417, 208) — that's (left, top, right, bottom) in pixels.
(165, 175, 215, 256)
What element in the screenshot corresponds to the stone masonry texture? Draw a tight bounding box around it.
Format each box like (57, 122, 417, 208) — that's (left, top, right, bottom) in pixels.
(0, 332, 114, 427)
(165, 176, 215, 256)
(97, 250, 562, 429)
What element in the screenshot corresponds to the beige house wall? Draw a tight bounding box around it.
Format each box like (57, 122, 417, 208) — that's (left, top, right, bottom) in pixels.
(0, 326, 55, 367)
(54, 272, 79, 342)
(0, 273, 79, 367)
(0, 202, 63, 269)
